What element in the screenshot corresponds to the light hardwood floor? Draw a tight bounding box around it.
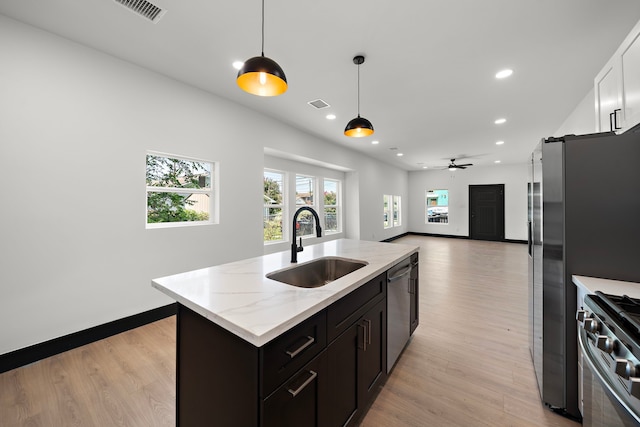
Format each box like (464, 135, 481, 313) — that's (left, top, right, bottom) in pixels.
(0, 236, 581, 426)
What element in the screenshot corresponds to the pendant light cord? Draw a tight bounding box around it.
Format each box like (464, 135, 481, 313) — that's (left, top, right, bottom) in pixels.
(261, 0, 265, 56)
(357, 62, 361, 116)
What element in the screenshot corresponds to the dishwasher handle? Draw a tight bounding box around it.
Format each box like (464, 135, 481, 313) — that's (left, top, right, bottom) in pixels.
(388, 265, 412, 282)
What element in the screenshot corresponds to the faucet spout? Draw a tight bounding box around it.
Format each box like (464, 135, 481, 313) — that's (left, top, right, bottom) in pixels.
(291, 206, 322, 263)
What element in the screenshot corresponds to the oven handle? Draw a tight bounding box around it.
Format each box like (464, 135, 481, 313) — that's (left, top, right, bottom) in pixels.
(579, 328, 640, 424)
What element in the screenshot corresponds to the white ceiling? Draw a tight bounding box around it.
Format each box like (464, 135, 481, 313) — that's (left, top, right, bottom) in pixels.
(2, 0, 640, 170)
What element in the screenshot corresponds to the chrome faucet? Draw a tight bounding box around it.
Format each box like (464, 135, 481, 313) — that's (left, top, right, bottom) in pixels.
(291, 206, 322, 263)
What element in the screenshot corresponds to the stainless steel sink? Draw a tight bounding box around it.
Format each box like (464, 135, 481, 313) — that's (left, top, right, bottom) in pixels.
(266, 256, 368, 288)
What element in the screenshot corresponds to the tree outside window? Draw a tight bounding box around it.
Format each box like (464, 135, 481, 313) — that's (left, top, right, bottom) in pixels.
(324, 179, 340, 233)
(146, 153, 214, 227)
(264, 170, 285, 242)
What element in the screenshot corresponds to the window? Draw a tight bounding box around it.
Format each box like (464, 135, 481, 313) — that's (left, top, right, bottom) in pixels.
(295, 175, 317, 237)
(146, 152, 215, 228)
(426, 189, 449, 223)
(383, 194, 402, 229)
(383, 195, 392, 229)
(263, 164, 344, 244)
(324, 179, 340, 233)
(264, 170, 285, 242)
(393, 195, 401, 227)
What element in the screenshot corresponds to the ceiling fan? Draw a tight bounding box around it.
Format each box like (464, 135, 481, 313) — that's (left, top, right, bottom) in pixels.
(446, 158, 473, 170)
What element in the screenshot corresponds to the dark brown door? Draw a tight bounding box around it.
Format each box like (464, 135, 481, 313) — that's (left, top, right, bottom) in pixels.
(469, 184, 505, 241)
(358, 299, 386, 406)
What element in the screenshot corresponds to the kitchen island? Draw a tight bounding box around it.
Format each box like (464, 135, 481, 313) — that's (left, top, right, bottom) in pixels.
(152, 238, 419, 427)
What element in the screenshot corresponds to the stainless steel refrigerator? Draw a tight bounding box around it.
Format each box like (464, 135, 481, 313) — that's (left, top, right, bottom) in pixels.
(528, 129, 640, 419)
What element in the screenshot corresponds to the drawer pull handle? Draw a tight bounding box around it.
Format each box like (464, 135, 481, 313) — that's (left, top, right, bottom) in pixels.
(285, 335, 315, 358)
(365, 319, 372, 345)
(358, 322, 367, 351)
(287, 370, 317, 397)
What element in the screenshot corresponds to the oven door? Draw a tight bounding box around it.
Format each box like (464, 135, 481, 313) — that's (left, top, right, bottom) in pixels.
(579, 328, 640, 426)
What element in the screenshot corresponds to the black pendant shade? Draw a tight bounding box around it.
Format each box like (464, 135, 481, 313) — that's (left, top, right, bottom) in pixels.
(344, 115, 374, 137)
(237, 55, 287, 96)
(236, 0, 287, 96)
(345, 55, 374, 137)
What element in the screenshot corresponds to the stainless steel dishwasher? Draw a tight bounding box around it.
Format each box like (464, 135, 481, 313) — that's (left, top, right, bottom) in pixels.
(387, 256, 413, 372)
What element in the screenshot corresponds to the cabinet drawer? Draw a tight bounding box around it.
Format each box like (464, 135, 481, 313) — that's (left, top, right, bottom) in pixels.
(327, 272, 386, 342)
(261, 349, 328, 427)
(261, 310, 327, 397)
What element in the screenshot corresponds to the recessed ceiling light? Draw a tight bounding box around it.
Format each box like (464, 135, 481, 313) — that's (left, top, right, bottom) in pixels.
(495, 160, 501, 164)
(371, 140, 379, 145)
(494, 118, 507, 125)
(422, 166, 428, 169)
(397, 153, 403, 157)
(326, 114, 336, 120)
(495, 69, 513, 79)
(232, 61, 244, 70)
(496, 140, 505, 145)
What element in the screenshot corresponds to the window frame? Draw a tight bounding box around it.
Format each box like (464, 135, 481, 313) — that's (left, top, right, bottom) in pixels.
(383, 194, 392, 229)
(263, 169, 287, 244)
(323, 178, 341, 234)
(263, 165, 344, 245)
(393, 195, 401, 227)
(295, 174, 318, 238)
(145, 151, 217, 229)
(425, 189, 449, 224)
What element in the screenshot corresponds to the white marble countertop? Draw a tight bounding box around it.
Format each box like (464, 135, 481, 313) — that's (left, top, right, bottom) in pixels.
(573, 275, 640, 299)
(152, 238, 419, 347)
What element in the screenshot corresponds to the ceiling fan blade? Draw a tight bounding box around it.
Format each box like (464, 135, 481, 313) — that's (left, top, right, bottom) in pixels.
(457, 165, 466, 169)
(457, 163, 473, 167)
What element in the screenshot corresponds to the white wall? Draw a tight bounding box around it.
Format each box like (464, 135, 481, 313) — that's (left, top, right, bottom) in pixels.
(554, 88, 597, 136)
(0, 15, 408, 355)
(408, 164, 528, 240)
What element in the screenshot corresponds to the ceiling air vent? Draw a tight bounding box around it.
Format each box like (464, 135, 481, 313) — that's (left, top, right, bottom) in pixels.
(307, 99, 330, 109)
(113, 0, 167, 23)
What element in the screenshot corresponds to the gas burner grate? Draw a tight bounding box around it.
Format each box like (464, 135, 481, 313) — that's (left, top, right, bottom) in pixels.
(595, 291, 640, 339)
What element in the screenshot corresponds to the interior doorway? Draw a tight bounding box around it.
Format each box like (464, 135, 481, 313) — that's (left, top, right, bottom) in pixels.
(469, 184, 505, 241)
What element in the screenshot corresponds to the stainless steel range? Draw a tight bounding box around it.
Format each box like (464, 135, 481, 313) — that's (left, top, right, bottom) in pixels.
(578, 292, 640, 426)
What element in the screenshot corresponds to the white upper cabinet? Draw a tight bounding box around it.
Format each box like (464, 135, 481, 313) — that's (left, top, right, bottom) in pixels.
(595, 60, 621, 132)
(595, 20, 640, 133)
(620, 31, 640, 131)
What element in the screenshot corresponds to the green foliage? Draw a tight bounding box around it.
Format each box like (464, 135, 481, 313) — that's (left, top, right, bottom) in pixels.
(324, 191, 336, 205)
(263, 219, 283, 241)
(147, 192, 210, 223)
(264, 177, 282, 204)
(146, 155, 211, 223)
(263, 207, 283, 241)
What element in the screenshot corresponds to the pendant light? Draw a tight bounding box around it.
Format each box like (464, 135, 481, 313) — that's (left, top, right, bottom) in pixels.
(344, 55, 374, 137)
(236, 0, 287, 96)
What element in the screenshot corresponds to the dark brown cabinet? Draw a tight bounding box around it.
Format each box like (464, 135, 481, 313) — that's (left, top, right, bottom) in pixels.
(326, 293, 387, 427)
(359, 298, 386, 405)
(262, 350, 329, 427)
(175, 270, 396, 427)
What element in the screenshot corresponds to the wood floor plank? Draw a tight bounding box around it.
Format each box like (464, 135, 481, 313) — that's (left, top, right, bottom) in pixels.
(359, 236, 579, 427)
(0, 237, 581, 426)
